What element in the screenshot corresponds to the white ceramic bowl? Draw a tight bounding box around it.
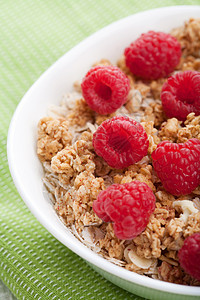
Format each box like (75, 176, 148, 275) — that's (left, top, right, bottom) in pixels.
(7, 6, 200, 300)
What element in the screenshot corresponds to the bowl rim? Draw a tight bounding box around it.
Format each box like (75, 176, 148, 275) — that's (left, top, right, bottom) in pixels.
(7, 5, 200, 297)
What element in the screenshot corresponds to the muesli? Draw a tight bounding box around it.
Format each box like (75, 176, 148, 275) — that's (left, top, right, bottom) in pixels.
(37, 18, 200, 285)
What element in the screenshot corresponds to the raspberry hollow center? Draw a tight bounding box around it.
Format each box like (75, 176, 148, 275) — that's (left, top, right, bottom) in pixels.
(94, 82, 112, 100)
(177, 84, 196, 104)
(108, 129, 131, 153)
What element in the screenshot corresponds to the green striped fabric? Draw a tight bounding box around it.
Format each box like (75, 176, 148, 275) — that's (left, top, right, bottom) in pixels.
(0, 1, 199, 299)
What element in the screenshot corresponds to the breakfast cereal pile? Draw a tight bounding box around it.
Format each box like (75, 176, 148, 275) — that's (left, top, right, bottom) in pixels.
(37, 18, 200, 285)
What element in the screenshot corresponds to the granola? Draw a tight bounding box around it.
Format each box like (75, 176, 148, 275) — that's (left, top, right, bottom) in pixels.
(37, 18, 200, 285)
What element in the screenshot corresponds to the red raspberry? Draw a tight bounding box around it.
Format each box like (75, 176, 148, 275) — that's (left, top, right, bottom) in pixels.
(178, 233, 200, 281)
(93, 115, 149, 169)
(81, 65, 130, 115)
(161, 71, 200, 121)
(151, 138, 200, 196)
(124, 31, 181, 80)
(93, 181, 156, 240)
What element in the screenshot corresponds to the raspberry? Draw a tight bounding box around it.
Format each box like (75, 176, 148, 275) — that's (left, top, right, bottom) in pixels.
(81, 65, 130, 115)
(151, 138, 200, 196)
(161, 71, 200, 121)
(93, 181, 156, 240)
(124, 31, 181, 80)
(93, 115, 149, 169)
(178, 233, 200, 281)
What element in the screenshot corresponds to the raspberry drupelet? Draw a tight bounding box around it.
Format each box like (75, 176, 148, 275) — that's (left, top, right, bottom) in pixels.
(81, 65, 130, 115)
(124, 31, 181, 80)
(151, 138, 200, 196)
(93, 181, 156, 240)
(178, 233, 200, 281)
(161, 70, 200, 121)
(93, 115, 149, 169)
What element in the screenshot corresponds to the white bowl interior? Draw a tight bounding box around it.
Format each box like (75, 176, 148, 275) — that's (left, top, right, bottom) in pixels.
(7, 5, 200, 299)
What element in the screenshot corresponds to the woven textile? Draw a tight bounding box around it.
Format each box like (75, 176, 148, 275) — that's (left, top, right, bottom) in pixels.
(0, 1, 199, 299)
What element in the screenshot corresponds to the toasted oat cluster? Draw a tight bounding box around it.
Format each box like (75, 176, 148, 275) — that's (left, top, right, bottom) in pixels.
(37, 19, 200, 285)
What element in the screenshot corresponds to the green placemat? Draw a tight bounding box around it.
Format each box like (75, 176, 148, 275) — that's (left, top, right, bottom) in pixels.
(0, 1, 200, 299)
